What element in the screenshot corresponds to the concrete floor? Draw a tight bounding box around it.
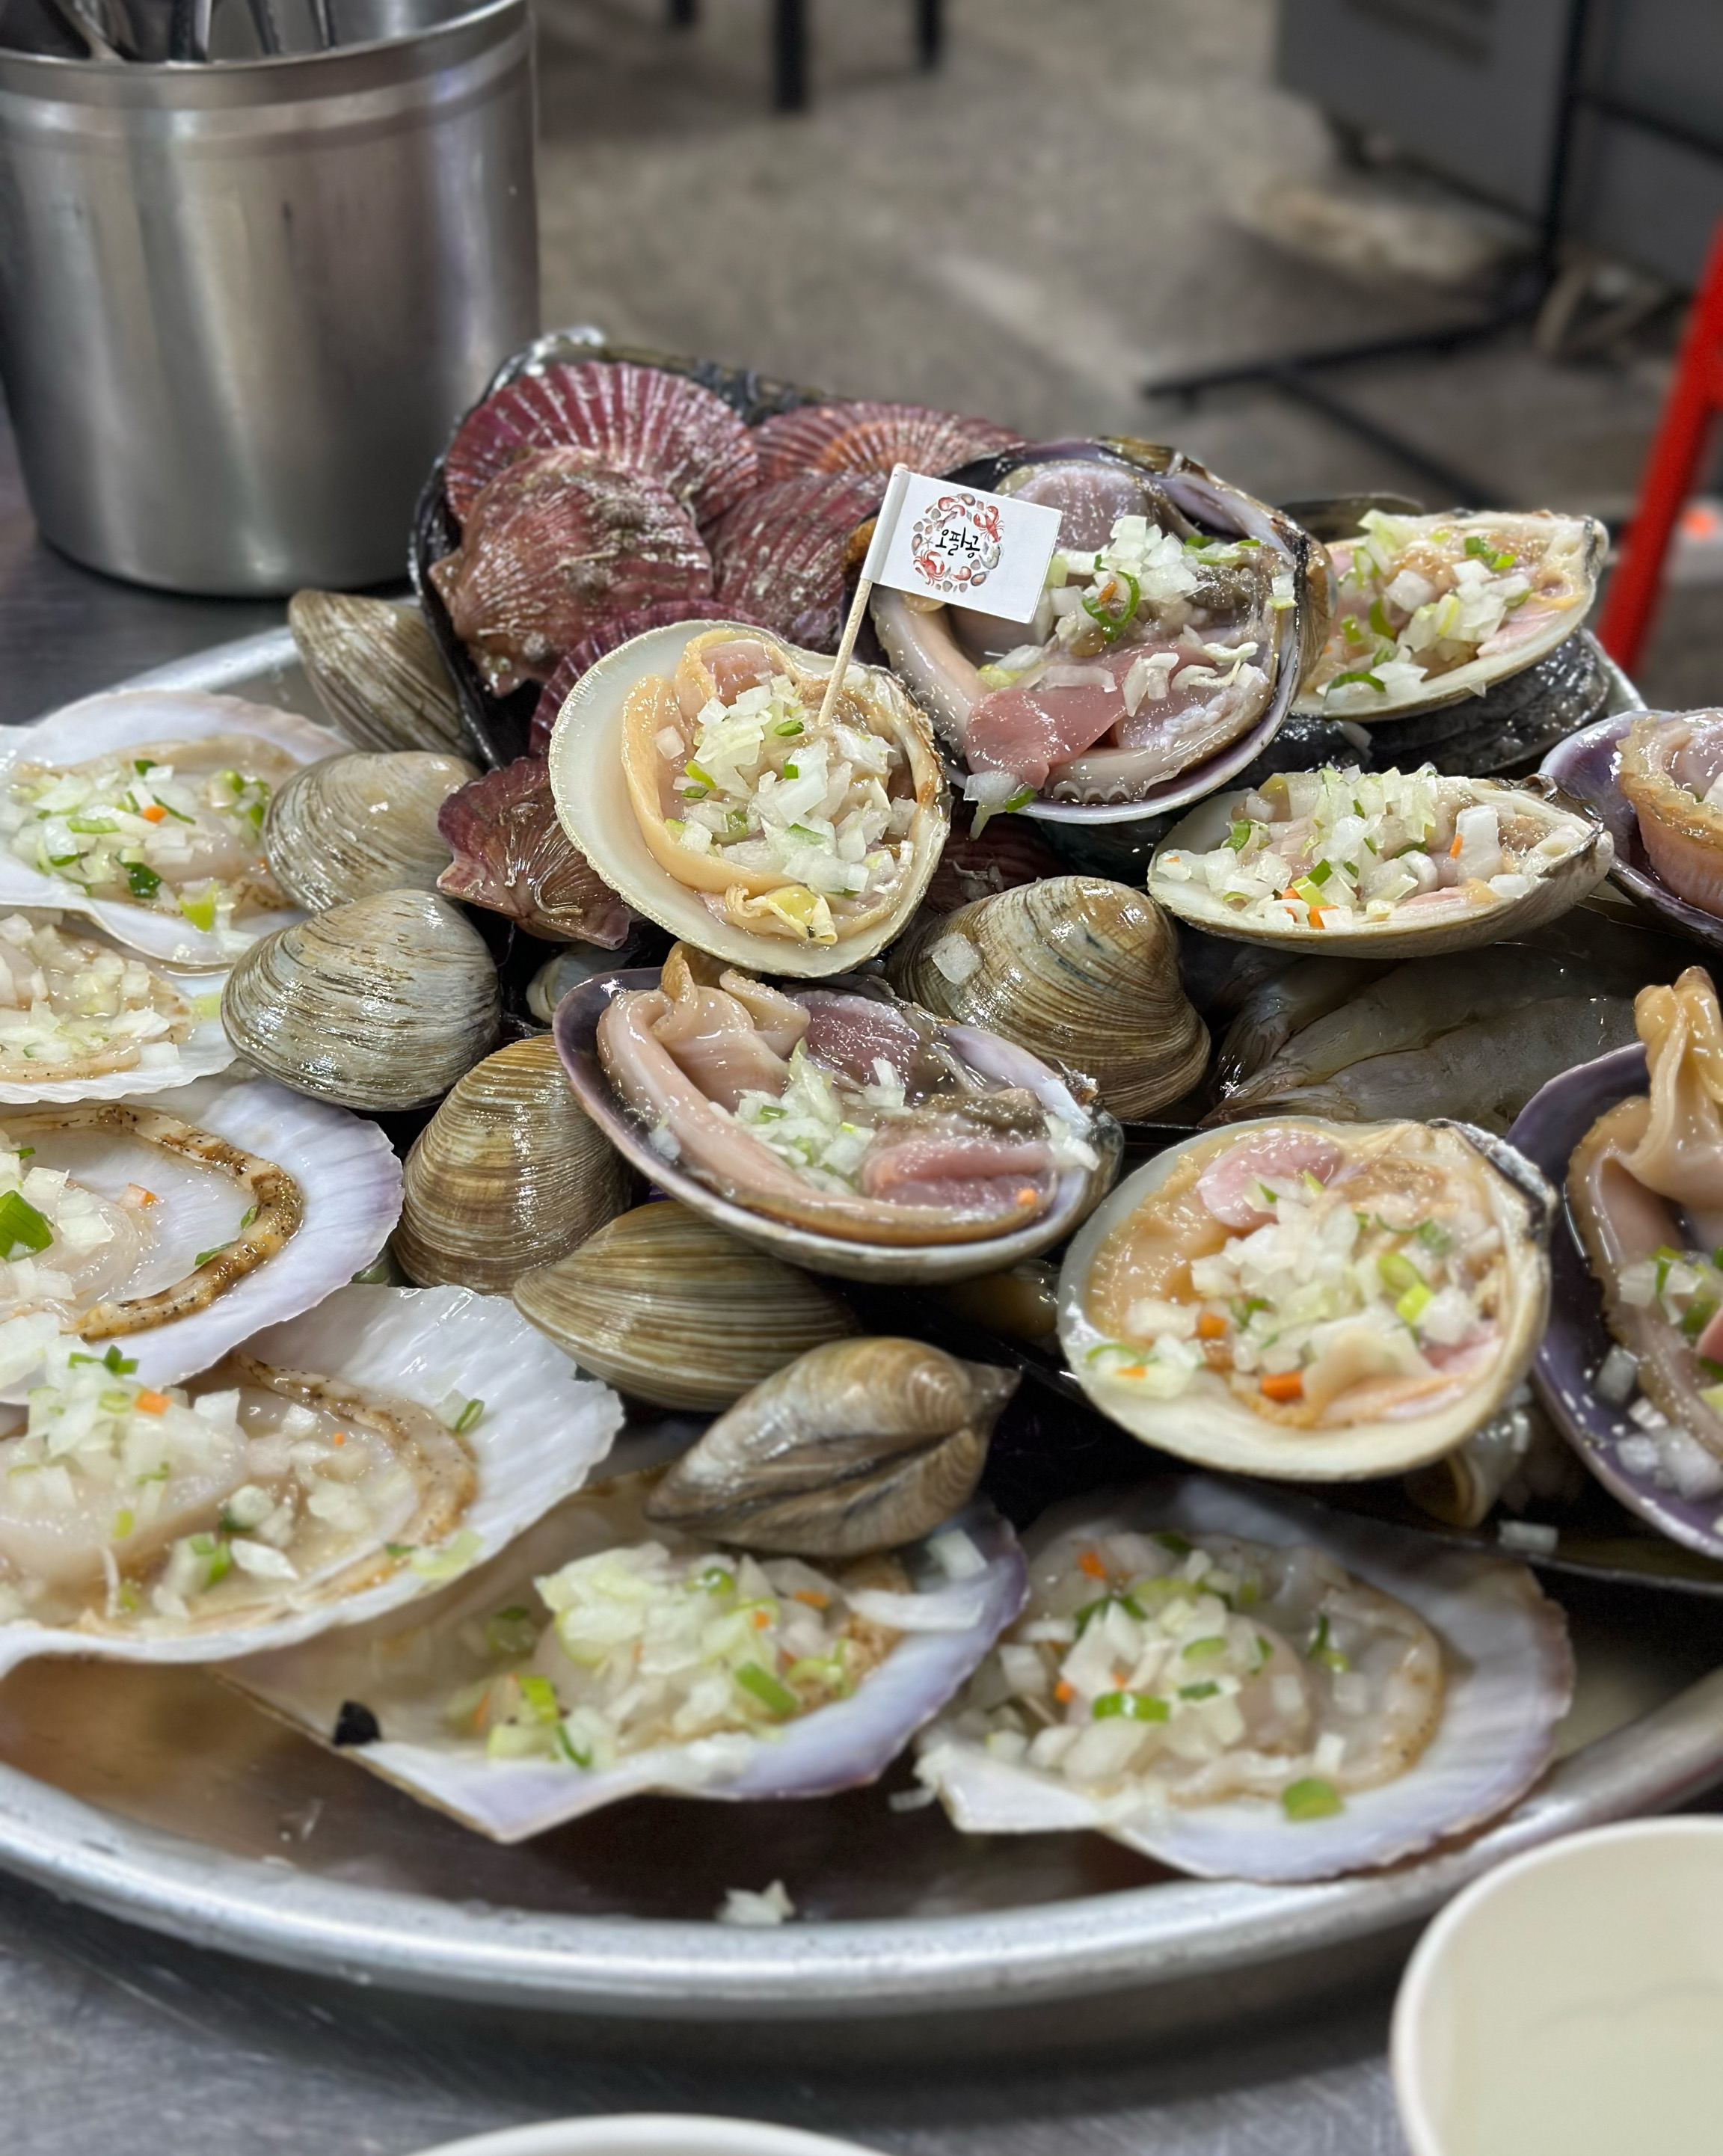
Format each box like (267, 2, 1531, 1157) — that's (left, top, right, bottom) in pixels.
(534, 0, 1718, 709)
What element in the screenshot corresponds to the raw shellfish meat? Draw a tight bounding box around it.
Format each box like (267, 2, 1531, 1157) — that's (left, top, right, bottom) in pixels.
(644, 1336, 1017, 1556)
(436, 756, 638, 946)
(0, 1283, 620, 1676)
(221, 1472, 1026, 1843)
(915, 1477, 1572, 1882)
(1615, 710, 1723, 920)
(1057, 1117, 1552, 1478)
(548, 621, 946, 976)
(429, 449, 713, 695)
(0, 691, 348, 965)
(752, 400, 1022, 486)
(1294, 509, 1604, 722)
(1149, 764, 1611, 956)
(442, 360, 760, 532)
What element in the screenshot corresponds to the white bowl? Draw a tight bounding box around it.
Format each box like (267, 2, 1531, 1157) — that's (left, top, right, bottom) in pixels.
(411, 2118, 880, 2156)
(1391, 1818, 1723, 2156)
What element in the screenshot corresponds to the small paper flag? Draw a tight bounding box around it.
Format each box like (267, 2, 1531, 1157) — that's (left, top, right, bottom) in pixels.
(862, 467, 1063, 625)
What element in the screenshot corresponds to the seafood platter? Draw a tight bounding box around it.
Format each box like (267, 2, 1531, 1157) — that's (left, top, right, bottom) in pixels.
(3, 331, 1723, 2038)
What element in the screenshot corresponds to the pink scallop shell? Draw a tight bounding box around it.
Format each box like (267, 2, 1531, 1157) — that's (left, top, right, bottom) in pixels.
(443, 363, 760, 531)
(919, 814, 1063, 921)
(707, 470, 886, 651)
(428, 449, 713, 695)
(526, 598, 776, 757)
(436, 754, 638, 946)
(752, 401, 1022, 486)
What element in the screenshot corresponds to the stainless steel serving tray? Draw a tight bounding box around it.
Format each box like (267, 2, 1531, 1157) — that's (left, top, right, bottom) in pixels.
(0, 629, 1716, 2045)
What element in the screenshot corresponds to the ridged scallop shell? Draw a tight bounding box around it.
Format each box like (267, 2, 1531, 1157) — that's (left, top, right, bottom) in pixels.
(221, 890, 500, 1112)
(443, 360, 760, 531)
(752, 401, 1022, 486)
(526, 598, 776, 756)
(512, 1201, 860, 1410)
(0, 1283, 621, 1680)
(888, 876, 1208, 1120)
(428, 449, 713, 695)
(644, 1336, 1016, 1556)
(918, 814, 1063, 921)
(264, 751, 478, 915)
(393, 1036, 633, 1295)
(435, 755, 637, 946)
(707, 472, 885, 651)
(287, 592, 469, 758)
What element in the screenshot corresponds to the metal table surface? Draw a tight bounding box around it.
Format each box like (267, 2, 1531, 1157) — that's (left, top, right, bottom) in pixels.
(0, 412, 1638, 2156)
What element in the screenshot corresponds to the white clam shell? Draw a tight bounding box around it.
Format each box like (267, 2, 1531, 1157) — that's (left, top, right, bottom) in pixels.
(916, 1477, 1574, 1882)
(1056, 1118, 1553, 1479)
(224, 1481, 1027, 1843)
(0, 1284, 623, 1678)
(0, 1070, 404, 1401)
(1148, 777, 1613, 958)
(546, 619, 949, 979)
(0, 691, 349, 965)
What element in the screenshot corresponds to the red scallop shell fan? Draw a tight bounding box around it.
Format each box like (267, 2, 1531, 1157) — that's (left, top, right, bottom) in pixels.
(429, 448, 713, 695)
(437, 755, 638, 946)
(752, 400, 1022, 487)
(707, 470, 886, 652)
(443, 361, 761, 532)
(527, 597, 776, 756)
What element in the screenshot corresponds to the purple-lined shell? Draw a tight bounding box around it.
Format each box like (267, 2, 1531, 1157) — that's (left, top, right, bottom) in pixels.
(1541, 711, 1723, 955)
(221, 1478, 1028, 1844)
(436, 755, 637, 946)
(707, 471, 887, 651)
(752, 401, 1023, 487)
(526, 598, 776, 758)
(552, 966, 1121, 1284)
(918, 814, 1064, 921)
(1508, 1043, 1723, 1560)
(443, 360, 761, 532)
(428, 449, 713, 695)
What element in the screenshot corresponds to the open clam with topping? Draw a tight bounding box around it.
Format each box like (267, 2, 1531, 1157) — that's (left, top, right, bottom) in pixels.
(1057, 1117, 1552, 1478)
(1149, 763, 1611, 956)
(221, 1468, 1025, 1843)
(0, 1071, 403, 1404)
(872, 439, 1326, 824)
(547, 620, 947, 974)
(0, 1284, 620, 1677)
(0, 690, 348, 965)
(555, 943, 1121, 1283)
(915, 1477, 1572, 1882)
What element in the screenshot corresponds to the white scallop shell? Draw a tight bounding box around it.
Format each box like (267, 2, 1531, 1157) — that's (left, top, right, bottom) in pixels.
(0, 1285, 624, 1678)
(1056, 1118, 1553, 1480)
(0, 691, 349, 965)
(0, 1070, 404, 1401)
(546, 620, 948, 980)
(915, 1477, 1574, 1882)
(0, 955, 235, 1105)
(1148, 777, 1613, 958)
(223, 1481, 1027, 1843)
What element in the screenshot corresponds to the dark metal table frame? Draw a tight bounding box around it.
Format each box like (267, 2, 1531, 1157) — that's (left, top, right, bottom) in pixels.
(666, 0, 944, 114)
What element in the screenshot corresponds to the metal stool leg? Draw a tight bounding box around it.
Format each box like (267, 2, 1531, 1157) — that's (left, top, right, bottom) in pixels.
(668, 0, 697, 25)
(773, 0, 808, 110)
(915, 0, 942, 69)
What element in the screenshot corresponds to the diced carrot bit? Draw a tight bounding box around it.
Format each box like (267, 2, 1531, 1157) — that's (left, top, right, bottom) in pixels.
(1053, 1680, 1075, 1704)
(793, 1589, 828, 1609)
(134, 1389, 168, 1414)
(1259, 1370, 1305, 1403)
(752, 1607, 770, 1627)
(1196, 1312, 1228, 1340)
(140, 804, 165, 823)
(1016, 1186, 1039, 1205)
(1449, 833, 1463, 858)
(1078, 1549, 1108, 1579)
(331, 1431, 346, 1447)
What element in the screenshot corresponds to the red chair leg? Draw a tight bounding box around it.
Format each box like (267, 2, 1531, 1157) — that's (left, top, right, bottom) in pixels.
(1597, 219, 1723, 676)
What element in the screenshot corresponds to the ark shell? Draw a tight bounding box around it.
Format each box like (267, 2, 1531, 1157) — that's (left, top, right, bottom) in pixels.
(752, 401, 1022, 486)
(526, 598, 775, 758)
(221, 1483, 1028, 1843)
(1508, 1042, 1723, 1562)
(707, 472, 887, 651)
(553, 965, 1122, 1286)
(917, 1476, 1574, 1884)
(436, 755, 638, 947)
(1148, 775, 1614, 959)
(0, 690, 349, 966)
(1057, 1117, 1554, 1479)
(0, 1285, 622, 1680)
(1542, 710, 1723, 956)
(428, 449, 713, 695)
(442, 360, 761, 532)
(0, 1070, 403, 1403)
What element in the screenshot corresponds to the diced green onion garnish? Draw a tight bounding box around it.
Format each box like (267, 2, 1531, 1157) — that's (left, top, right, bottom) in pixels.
(1092, 1690, 1169, 1722)
(1414, 1220, 1452, 1256)
(1396, 1281, 1432, 1324)
(0, 1191, 52, 1258)
(1378, 1251, 1420, 1294)
(179, 890, 217, 933)
(517, 1674, 561, 1724)
(734, 1662, 799, 1719)
(1308, 859, 1333, 886)
(1081, 567, 1140, 640)
(126, 862, 162, 900)
(1154, 1532, 1192, 1555)
(1282, 1777, 1343, 1821)
(773, 719, 804, 737)
(1179, 1680, 1220, 1701)
(454, 1397, 485, 1435)
(1075, 1591, 1146, 1634)
(111, 1509, 135, 1540)
(1368, 598, 1392, 637)
(1001, 786, 1037, 813)
(1330, 669, 1386, 692)
(1182, 1636, 1226, 1660)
